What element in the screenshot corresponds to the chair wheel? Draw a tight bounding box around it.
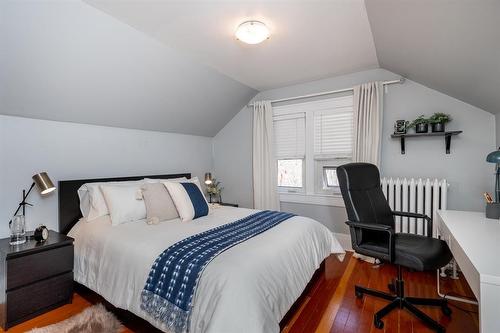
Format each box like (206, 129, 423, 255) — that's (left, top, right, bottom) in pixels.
(355, 290, 363, 299)
(374, 318, 384, 329)
(442, 304, 452, 317)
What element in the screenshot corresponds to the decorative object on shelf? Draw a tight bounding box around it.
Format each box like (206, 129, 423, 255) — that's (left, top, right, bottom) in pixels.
(8, 172, 56, 245)
(408, 115, 430, 133)
(390, 131, 462, 154)
(429, 113, 451, 133)
(206, 178, 224, 203)
(393, 120, 408, 134)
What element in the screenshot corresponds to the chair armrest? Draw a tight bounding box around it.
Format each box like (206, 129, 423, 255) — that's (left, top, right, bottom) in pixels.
(392, 211, 433, 237)
(345, 221, 395, 262)
(346, 221, 393, 232)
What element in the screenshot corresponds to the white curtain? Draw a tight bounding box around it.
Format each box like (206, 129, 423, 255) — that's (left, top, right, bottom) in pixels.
(253, 101, 280, 211)
(353, 82, 384, 166)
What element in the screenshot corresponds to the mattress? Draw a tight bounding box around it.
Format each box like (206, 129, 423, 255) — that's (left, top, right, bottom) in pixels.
(69, 206, 345, 333)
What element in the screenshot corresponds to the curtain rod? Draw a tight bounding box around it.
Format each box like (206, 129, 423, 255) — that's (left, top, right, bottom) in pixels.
(247, 78, 405, 108)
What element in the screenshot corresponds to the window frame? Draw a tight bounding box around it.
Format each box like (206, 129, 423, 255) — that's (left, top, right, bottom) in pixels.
(273, 109, 306, 194)
(314, 158, 352, 195)
(273, 95, 353, 207)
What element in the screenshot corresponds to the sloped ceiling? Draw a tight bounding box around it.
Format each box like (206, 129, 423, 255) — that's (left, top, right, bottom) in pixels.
(0, 1, 256, 137)
(85, 0, 500, 115)
(365, 0, 500, 114)
(2, 1, 499, 139)
(83, 0, 379, 91)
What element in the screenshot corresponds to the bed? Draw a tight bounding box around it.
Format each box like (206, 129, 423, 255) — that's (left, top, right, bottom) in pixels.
(59, 173, 345, 333)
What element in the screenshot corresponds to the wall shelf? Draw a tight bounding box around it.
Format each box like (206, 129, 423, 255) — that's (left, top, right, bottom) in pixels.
(390, 130, 463, 155)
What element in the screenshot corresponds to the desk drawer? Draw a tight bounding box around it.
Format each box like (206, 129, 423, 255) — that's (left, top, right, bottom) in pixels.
(6, 272, 73, 325)
(7, 245, 73, 290)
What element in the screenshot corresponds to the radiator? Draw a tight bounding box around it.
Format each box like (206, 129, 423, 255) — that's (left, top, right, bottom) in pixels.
(381, 177, 448, 237)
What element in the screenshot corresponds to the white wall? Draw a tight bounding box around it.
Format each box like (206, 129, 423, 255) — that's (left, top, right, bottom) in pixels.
(1, 66, 495, 238)
(0, 0, 256, 137)
(0, 115, 213, 237)
(212, 108, 254, 209)
(213, 68, 496, 233)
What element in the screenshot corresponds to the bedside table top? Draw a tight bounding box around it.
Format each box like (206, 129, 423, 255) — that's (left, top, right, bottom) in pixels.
(0, 230, 73, 259)
(219, 202, 239, 207)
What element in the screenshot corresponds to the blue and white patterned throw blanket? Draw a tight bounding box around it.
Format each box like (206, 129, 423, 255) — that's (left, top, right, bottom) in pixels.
(140, 210, 295, 333)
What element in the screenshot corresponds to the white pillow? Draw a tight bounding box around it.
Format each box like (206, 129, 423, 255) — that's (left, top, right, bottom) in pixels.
(77, 188, 92, 218)
(100, 184, 147, 226)
(77, 180, 144, 220)
(164, 180, 210, 222)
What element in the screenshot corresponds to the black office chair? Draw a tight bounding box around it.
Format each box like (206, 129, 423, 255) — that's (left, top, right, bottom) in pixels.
(337, 163, 453, 333)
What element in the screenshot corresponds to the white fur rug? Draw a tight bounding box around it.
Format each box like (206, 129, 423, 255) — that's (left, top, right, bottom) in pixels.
(27, 304, 123, 333)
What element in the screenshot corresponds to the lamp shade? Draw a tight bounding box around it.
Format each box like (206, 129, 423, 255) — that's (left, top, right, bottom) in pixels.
(204, 172, 213, 185)
(32, 172, 56, 195)
(486, 150, 500, 163)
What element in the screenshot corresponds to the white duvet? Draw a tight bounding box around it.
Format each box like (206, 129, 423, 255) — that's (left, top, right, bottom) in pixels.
(69, 206, 344, 333)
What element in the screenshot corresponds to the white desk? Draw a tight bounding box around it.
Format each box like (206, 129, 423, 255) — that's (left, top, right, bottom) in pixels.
(437, 210, 500, 333)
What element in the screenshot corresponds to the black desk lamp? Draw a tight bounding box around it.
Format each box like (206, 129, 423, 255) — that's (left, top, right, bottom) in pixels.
(10, 172, 56, 220)
(486, 149, 500, 202)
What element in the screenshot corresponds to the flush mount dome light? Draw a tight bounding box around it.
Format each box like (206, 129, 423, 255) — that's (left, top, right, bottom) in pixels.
(235, 21, 270, 44)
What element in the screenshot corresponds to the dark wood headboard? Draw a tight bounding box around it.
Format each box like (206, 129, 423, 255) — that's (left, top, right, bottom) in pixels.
(58, 173, 191, 234)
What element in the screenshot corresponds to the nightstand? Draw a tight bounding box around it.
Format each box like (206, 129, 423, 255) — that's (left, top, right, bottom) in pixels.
(0, 230, 74, 329)
(219, 202, 239, 207)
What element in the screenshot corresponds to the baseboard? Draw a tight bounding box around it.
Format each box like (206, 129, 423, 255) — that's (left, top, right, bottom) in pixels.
(333, 232, 352, 252)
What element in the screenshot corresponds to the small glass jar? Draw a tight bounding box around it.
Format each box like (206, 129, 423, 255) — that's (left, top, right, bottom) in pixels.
(10, 215, 26, 245)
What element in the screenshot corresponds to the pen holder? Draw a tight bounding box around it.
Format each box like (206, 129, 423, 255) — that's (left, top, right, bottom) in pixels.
(485, 202, 500, 219)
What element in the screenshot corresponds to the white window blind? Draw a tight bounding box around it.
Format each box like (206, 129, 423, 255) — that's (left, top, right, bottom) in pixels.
(314, 107, 353, 159)
(274, 113, 305, 159)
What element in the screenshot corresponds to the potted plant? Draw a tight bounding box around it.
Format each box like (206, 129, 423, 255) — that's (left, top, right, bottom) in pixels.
(429, 113, 451, 132)
(206, 178, 223, 203)
(408, 115, 429, 133)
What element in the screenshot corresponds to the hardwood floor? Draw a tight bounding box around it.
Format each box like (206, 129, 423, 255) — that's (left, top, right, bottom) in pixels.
(2, 252, 478, 333)
(282, 253, 478, 333)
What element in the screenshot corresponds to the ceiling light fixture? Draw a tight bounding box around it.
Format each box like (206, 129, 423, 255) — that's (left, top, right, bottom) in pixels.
(235, 21, 270, 45)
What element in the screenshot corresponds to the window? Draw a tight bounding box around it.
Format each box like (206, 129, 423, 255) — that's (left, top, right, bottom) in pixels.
(274, 112, 305, 192)
(324, 167, 339, 187)
(273, 95, 353, 205)
(313, 107, 353, 159)
(277, 159, 303, 188)
(313, 103, 353, 194)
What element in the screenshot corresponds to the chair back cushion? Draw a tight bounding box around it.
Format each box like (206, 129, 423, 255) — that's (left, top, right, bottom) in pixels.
(337, 163, 394, 227)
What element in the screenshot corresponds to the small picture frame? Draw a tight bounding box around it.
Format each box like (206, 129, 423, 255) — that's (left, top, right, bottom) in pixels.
(394, 120, 407, 134)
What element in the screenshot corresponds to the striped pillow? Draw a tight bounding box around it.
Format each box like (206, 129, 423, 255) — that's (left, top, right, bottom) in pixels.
(164, 182, 210, 222)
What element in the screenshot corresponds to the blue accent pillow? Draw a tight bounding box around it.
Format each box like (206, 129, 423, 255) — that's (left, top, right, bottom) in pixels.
(181, 183, 209, 219)
(164, 181, 210, 222)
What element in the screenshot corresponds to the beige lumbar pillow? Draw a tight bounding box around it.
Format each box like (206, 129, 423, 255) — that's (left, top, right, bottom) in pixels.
(142, 182, 179, 222)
